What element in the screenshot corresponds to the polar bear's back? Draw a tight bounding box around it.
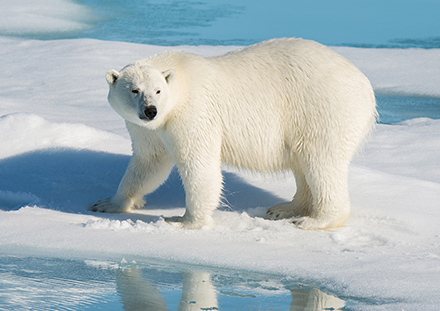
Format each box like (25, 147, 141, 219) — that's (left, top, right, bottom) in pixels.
(205, 38, 377, 171)
(211, 38, 374, 113)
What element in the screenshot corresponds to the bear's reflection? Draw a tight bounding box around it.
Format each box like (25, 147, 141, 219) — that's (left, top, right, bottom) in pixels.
(178, 272, 218, 311)
(115, 267, 346, 311)
(116, 268, 218, 311)
(116, 268, 169, 311)
(290, 288, 346, 311)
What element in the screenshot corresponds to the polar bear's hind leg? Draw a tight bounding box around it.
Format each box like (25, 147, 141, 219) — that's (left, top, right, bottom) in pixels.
(266, 171, 313, 220)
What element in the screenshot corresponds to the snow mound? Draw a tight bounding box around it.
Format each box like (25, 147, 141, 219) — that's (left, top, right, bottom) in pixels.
(0, 113, 131, 159)
(0, 190, 39, 211)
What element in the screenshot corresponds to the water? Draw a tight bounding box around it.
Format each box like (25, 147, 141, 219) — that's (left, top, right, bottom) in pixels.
(1, 0, 439, 48)
(377, 95, 440, 124)
(0, 255, 357, 310)
(76, 0, 440, 48)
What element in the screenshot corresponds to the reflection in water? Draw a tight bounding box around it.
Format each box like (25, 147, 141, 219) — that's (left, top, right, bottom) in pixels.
(290, 288, 346, 311)
(116, 268, 220, 311)
(115, 265, 347, 311)
(179, 272, 218, 311)
(116, 268, 168, 311)
(0, 255, 353, 310)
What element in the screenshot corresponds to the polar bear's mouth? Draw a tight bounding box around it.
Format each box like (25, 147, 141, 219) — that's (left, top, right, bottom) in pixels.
(140, 105, 157, 121)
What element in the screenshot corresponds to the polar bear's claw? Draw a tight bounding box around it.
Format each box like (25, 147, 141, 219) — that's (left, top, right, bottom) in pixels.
(165, 216, 213, 230)
(291, 215, 346, 230)
(90, 197, 146, 213)
(291, 216, 322, 230)
(266, 202, 300, 220)
(89, 198, 125, 213)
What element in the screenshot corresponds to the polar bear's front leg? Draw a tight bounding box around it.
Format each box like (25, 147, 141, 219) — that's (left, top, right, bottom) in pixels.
(90, 153, 174, 213)
(166, 157, 223, 229)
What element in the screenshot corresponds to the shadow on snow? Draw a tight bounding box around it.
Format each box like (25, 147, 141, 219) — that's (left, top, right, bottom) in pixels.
(0, 148, 283, 216)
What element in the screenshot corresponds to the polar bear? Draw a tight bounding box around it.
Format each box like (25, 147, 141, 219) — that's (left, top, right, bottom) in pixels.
(90, 38, 377, 230)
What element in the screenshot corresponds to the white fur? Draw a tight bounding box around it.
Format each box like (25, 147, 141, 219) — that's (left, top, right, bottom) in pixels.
(90, 38, 377, 230)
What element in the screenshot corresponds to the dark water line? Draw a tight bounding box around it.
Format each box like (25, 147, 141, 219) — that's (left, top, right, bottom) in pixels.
(376, 94, 440, 124)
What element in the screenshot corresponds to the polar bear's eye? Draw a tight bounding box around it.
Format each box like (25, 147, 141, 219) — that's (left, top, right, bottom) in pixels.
(156, 89, 161, 95)
(131, 89, 139, 95)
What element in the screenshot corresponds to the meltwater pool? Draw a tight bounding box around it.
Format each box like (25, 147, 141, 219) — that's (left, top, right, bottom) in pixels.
(0, 255, 359, 310)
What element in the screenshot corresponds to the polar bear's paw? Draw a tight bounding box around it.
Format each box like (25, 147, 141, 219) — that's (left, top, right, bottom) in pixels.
(89, 197, 145, 213)
(89, 198, 125, 213)
(291, 215, 346, 230)
(267, 202, 347, 230)
(165, 215, 214, 230)
(266, 202, 300, 220)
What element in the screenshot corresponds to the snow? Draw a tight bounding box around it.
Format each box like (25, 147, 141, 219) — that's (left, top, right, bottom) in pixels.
(334, 46, 440, 97)
(0, 36, 439, 310)
(0, 0, 95, 37)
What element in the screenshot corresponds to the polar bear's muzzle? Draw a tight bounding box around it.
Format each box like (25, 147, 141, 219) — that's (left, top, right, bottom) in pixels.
(140, 105, 157, 121)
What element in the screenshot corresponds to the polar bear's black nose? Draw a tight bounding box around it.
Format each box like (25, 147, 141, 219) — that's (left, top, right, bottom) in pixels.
(143, 105, 157, 120)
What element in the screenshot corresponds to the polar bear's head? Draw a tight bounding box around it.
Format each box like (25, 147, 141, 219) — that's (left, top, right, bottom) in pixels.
(106, 63, 176, 129)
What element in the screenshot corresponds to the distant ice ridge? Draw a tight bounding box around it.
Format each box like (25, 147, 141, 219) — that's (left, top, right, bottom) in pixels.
(0, 0, 96, 38)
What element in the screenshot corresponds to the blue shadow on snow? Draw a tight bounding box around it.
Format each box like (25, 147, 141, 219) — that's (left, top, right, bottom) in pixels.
(0, 148, 283, 216)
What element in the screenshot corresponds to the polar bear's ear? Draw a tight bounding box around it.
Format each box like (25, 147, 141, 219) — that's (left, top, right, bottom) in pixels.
(106, 69, 120, 85)
(163, 69, 176, 84)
